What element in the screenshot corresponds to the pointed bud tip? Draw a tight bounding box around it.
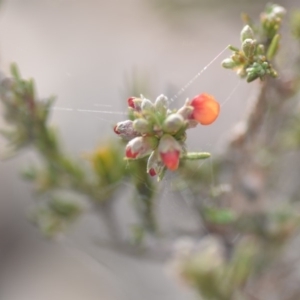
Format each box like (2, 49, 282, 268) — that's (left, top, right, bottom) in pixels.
(141, 98, 155, 113)
(240, 25, 254, 42)
(127, 97, 135, 108)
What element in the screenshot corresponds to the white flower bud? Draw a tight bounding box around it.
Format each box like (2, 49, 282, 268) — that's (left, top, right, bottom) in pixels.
(133, 118, 151, 134)
(162, 113, 184, 134)
(155, 94, 168, 115)
(240, 25, 254, 42)
(242, 38, 256, 58)
(141, 98, 155, 113)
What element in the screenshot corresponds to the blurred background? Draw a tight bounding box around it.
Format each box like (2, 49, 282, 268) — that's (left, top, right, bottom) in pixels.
(0, 0, 298, 299)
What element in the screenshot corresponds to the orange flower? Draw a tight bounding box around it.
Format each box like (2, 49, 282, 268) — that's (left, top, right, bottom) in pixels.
(190, 93, 220, 125)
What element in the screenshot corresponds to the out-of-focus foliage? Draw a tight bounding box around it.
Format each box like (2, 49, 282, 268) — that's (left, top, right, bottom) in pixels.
(291, 10, 300, 40)
(167, 3, 300, 300)
(282, 114, 300, 149)
(0, 64, 157, 237)
(32, 196, 82, 237)
(168, 208, 300, 300)
(222, 4, 285, 82)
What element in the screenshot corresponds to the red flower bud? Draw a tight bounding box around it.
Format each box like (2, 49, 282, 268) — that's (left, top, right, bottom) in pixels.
(128, 97, 135, 108)
(160, 150, 180, 171)
(158, 134, 182, 171)
(125, 136, 158, 160)
(127, 97, 142, 111)
(113, 125, 120, 134)
(190, 93, 220, 125)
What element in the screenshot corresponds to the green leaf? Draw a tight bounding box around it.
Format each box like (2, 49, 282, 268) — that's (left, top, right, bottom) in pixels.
(49, 198, 81, 220)
(10, 63, 21, 81)
(204, 207, 236, 224)
(183, 152, 211, 160)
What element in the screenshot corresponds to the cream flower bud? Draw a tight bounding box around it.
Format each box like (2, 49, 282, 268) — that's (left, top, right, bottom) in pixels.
(113, 120, 139, 140)
(221, 58, 237, 69)
(240, 25, 254, 42)
(141, 98, 155, 113)
(177, 105, 193, 119)
(271, 5, 286, 18)
(125, 136, 158, 159)
(162, 113, 185, 134)
(133, 118, 151, 134)
(155, 94, 168, 115)
(242, 38, 257, 58)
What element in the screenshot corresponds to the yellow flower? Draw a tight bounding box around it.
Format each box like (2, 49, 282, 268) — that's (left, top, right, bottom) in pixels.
(84, 141, 125, 184)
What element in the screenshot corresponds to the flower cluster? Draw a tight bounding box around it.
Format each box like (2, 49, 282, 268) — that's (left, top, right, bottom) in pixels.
(113, 94, 220, 180)
(222, 3, 285, 82)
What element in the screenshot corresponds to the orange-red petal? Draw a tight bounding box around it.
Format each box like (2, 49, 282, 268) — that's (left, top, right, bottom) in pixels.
(160, 150, 180, 171)
(190, 93, 220, 125)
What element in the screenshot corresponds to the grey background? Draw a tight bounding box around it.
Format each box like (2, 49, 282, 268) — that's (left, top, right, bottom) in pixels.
(0, 1, 298, 299)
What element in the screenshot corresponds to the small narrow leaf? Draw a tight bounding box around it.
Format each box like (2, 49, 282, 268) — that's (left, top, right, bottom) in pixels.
(266, 34, 280, 60)
(184, 152, 211, 160)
